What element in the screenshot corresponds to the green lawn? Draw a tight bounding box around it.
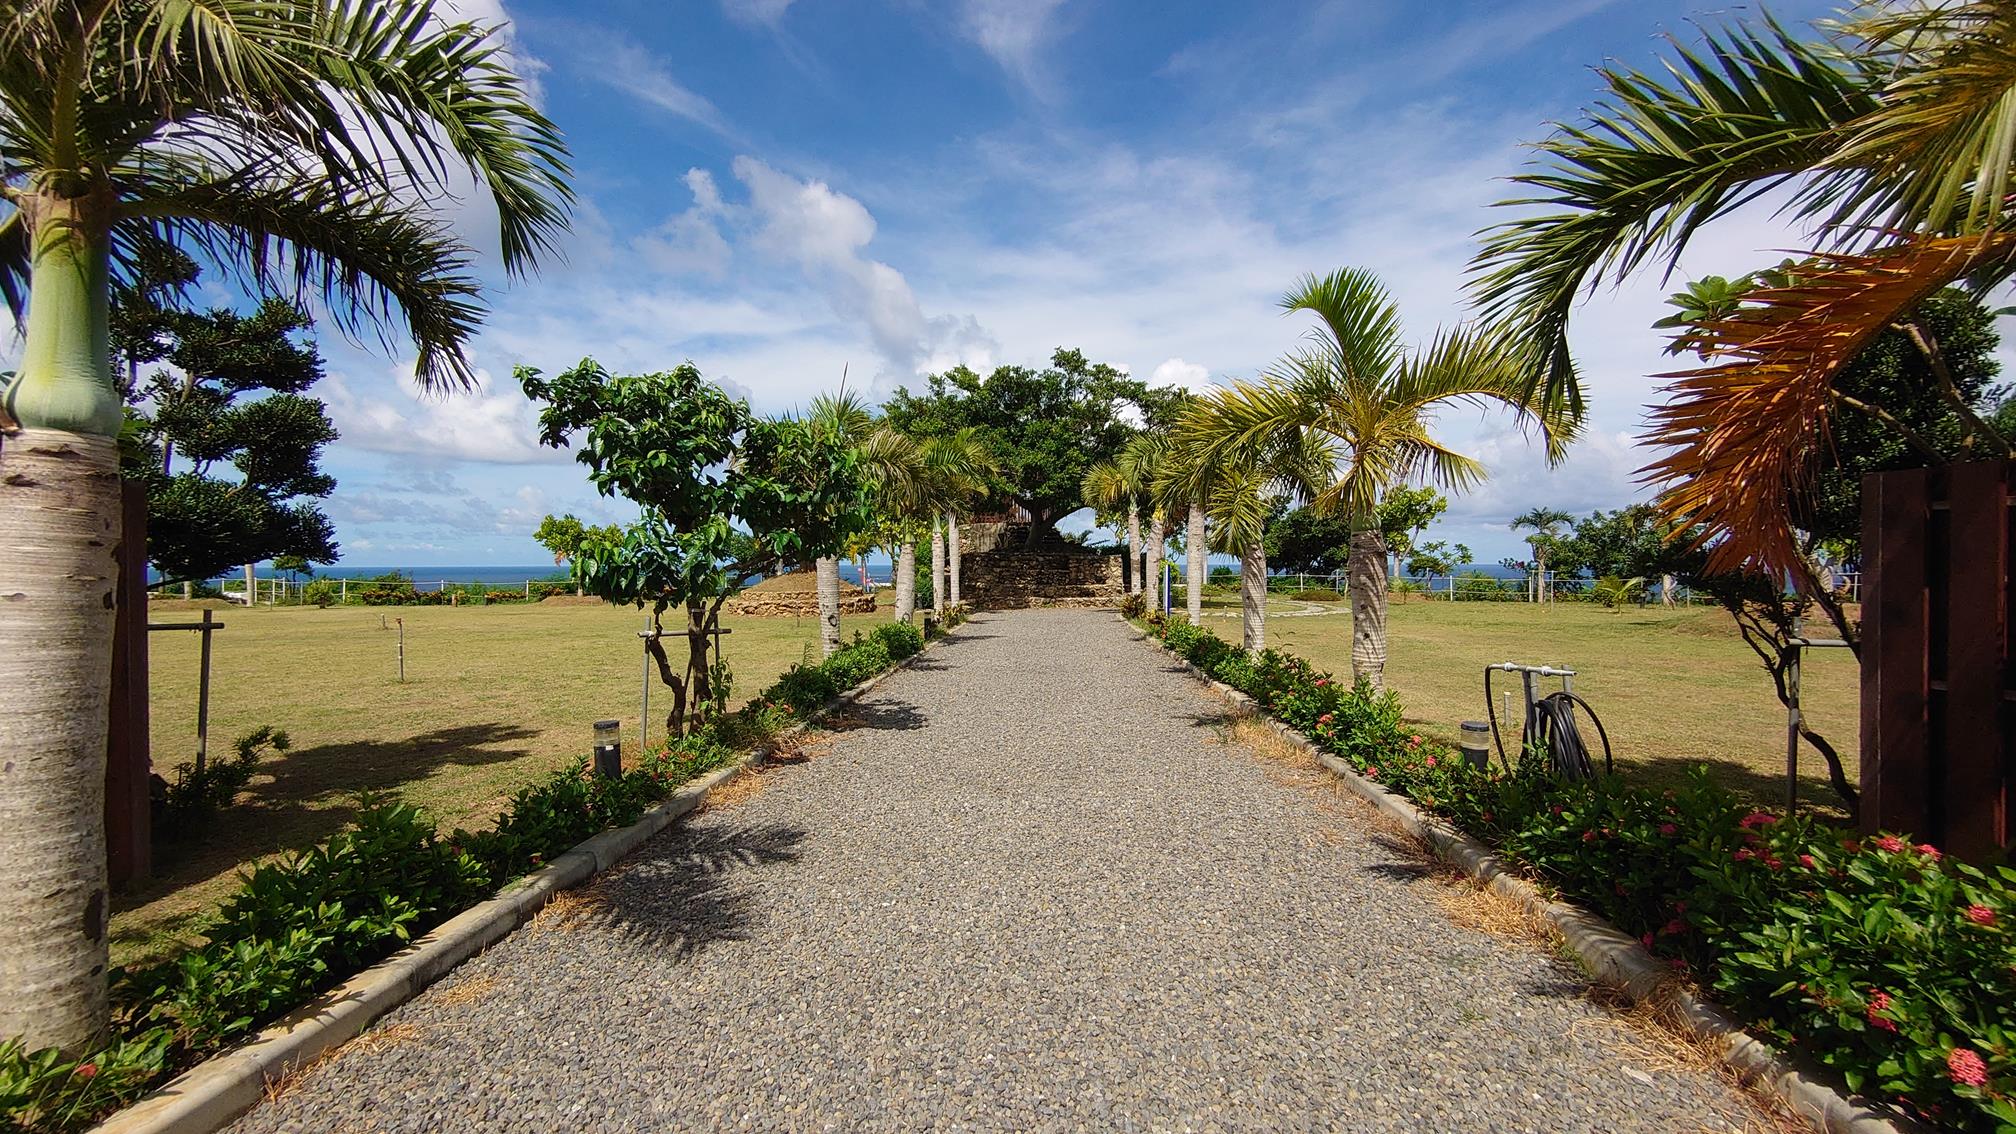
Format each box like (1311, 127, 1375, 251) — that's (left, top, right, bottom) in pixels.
(1190, 591, 1859, 813)
(121, 597, 892, 965)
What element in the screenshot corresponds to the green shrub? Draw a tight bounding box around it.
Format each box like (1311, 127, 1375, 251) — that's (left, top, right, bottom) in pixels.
(1147, 619, 2016, 1130)
(869, 620, 924, 660)
(1288, 587, 1342, 602)
(1118, 591, 1148, 619)
(157, 727, 290, 840)
(300, 579, 339, 608)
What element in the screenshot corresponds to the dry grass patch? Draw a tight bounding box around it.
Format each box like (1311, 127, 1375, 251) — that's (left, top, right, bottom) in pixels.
(1428, 873, 1557, 950)
(428, 973, 499, 1008)
(528, 886, 613, 933)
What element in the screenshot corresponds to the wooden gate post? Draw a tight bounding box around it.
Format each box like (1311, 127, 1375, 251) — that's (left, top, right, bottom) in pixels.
(106, 480, 151, 885)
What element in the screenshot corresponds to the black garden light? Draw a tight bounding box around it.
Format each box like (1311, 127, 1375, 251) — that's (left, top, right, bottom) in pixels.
(593, 719, 622, 779)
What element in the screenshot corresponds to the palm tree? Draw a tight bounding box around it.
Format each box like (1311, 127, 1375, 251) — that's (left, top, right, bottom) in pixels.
(808, 393, 877, 656)
(1145, 426, 1212, 626)
(1119, 434, 1167, 611)
(1468, 6, 2016, 578)
(0, 2, 568, 1053)
(1169, 406, 1332, 653)
(926, 428, 992, 611)
(1081, 458, 1141, 592)
(1183, 268, 1569, 688)
(1510, 507, 1572, 604)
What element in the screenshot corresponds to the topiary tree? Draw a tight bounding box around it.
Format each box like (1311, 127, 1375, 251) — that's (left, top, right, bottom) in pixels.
(520, 360, 874, 736)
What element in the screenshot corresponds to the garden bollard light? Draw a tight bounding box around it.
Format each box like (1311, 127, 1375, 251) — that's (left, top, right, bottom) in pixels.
(593, 719, 622, 779)
(1460, 720, 1491, 771)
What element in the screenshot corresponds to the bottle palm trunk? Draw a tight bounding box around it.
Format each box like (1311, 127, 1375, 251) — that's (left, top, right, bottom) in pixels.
(0, 190, 124, 1052)
(815, 555, 841, 657)
(1240, 540, 1267, 653)
(1144, 515, 1164, 613)
(1126, 503, 1141, 593)
(894, 541, 917, 623)
(930, 519, 946, 614)
(1348, 530, 1390, 690)
(1186, 503, 1206, 626)
(946, 511, 961, 607)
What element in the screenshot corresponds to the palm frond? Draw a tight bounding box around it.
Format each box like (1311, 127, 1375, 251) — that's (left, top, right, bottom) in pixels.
(1469, 17, 1878, 420)
(1279, 267, 1404, 389)
(1643, 233, 2016, 574)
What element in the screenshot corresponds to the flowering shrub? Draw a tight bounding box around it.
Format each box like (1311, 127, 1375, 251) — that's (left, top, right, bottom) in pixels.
(3, 624, 930, 1132)
(1150, 619, 2016, 1130)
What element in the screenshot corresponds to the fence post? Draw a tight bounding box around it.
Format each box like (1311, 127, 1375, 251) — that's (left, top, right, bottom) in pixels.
(340, 577, 348, 602)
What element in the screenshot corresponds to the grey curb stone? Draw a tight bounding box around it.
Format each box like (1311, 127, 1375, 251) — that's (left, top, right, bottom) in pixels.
(89, 624, 960, 1134)
(1133, 620, 1916, 1134)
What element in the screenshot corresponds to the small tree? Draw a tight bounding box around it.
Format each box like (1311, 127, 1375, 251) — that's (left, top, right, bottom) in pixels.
(533, 513, 619, 596)
(521, 361, 873, 736)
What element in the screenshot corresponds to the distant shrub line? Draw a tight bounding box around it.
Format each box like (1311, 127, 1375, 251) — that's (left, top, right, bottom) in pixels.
(2, 617, 937, 1132)
(1145, 613, 2015, 1131)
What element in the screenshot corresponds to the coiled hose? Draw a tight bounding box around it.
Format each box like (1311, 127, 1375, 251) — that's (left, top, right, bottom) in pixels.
(1486, 670, 1614, 779)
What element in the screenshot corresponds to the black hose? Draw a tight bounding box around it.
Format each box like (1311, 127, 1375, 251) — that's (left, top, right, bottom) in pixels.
(1482, 666, 1614, 779)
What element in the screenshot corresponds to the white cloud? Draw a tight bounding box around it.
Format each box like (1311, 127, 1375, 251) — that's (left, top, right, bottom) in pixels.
(1150, 357, 1214, 393)
(322, 366, 567, 466)
(720, 0, 796, 27)
(959, 0, 1068, 96)
(594, 41, 737, 139)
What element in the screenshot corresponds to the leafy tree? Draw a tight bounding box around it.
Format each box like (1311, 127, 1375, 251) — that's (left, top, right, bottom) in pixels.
(1404, 540, 1470, 579)
(112, 255, 339, 585)
(1263, 506, 1349, 575)
(0, 1, 568, 1053)
(520, 360, 874, 736)
(1375, 485, 1448, 564)
(1510, 507, 1573, 604)
(534, 514, 621, 596)
(883, 348, 1178, 536)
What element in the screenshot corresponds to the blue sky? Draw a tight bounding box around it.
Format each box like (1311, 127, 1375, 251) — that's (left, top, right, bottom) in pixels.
(239, 0, 1870, 565)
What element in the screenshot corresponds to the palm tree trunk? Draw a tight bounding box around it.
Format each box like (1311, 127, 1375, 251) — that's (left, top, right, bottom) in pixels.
(1127, 503, 1142, 594)
(947, 512, 961, 607)
(1348, 530, 1389, 690)
(815, 555, 841, 657)
(244, 562, 256, 605)
(0, 190, 123, 1052)
(1536, 548, 1548, 605)
(1144, 514, 1165, 613)
(1240, 540, 1267, 653)
(856, 555, 874, 593)
(1661, 573, 1676, 607)
(930, 518, 946, 614)
(895, 541, 917, 623)
(1186, 503, 1205, 626)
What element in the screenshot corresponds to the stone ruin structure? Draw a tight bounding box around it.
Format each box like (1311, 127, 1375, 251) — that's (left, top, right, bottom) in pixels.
(724, 570, 877, 617)
(959, 518, 1123, 610)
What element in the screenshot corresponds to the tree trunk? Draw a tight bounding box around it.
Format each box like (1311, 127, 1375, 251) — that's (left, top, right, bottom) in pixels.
(895, 541, 917, 623)
(1240, 540, 1267, 653)
(1186, 503, 1205, 626)
(930, 518, 946, 614)
(0, 188, 123, 1053)
(1144, 514, 1164, 613)
(1661, 574, 1675, 608)
(1536, 547, 1548, 605)
(1349, 530, 1389, 690)
(815, 555, 841, 658)
(856, 555, 874, 593)
(947, 514, 961, 607)
(1127, 503, 1141, 594)
(244, 562, 256, 606)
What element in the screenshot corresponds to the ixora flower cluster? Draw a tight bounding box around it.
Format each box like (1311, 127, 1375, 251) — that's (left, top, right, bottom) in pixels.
(1147, 615, 2016, 1131)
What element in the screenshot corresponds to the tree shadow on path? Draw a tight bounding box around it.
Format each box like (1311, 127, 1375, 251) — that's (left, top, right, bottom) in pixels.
(559, 821, 810, 962)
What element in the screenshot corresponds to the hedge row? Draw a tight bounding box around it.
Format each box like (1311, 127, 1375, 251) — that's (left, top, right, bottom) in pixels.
(2, 616, 936, 1133)
(1147, 614, 2016, 1132)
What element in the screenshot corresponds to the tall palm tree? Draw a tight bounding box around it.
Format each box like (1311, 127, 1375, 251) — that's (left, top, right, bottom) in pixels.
(0, 1, 569, 1053)
(1510, 507, 1573, 604)
(1469, 6, 2016, 578)
(1184, 268, 1569, 688)
(1119, 434, 1167, 610)
(1146, 426, 1212, 626)
(807, 393, 877, 656)
(924, 427, 992, 611)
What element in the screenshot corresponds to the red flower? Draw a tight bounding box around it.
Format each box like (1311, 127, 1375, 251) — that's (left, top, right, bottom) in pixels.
(1424, 755, 1438, 768)
(1842, 838, 1861, 853)
(1948, 1047, 1989, 1088)
(1661, 918, 1686, 936)
(1765, 856, 1784, 870)
(1965, 904, 1997, 927)
(1867, 990, 1898, 1033)
(1798, 854, 1817, 870)
(1408, 735, 1423, 747)
(1365, 766, 1379, 778)
(1739, 811, 1778, 829)
(1582, 829, 1598, 843)
(1658, 823, 1678, 836)
(1318, 713, 1334, 724)
(1874, 835, 1906, 853)
(1314, 678, 1328, 687)
(1480, 811, 1493, 822)
(1733, 847, 1755, 862)
(1640, 932, 1655, 948)
(74, 1063, 97, 1080)
(1917, 843, 1943, 860)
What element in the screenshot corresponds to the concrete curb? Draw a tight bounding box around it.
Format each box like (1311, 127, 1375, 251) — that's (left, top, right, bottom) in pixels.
(92, 622, 962, 1134)
(1134, 623, 1914, 1134)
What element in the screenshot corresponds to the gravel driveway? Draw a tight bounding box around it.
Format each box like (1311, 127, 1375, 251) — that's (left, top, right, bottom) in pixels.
(232, 609, 1761, 1133)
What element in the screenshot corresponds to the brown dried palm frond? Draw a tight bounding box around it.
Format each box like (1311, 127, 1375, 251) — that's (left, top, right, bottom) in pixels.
(1643, 233, 2016, 575)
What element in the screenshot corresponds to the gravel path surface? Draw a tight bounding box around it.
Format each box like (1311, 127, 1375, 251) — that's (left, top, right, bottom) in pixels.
(233, 610, 1761, 1133)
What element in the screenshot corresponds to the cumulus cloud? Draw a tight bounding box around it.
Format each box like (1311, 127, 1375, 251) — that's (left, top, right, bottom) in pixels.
(1150, 358, 1215, 392)
(322, 366, 568, 466)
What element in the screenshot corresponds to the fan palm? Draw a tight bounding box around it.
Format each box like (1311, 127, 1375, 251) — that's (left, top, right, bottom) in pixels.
(1510, 507, 1573, 604)
(1185, 268, 1570, 687)
(1469, 4, 2016, 575)
(0, 1, 570, 1052)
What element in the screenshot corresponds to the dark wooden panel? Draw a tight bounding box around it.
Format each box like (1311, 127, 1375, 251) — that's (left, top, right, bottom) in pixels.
(1940, 462, 2007, 858)
(105, 480, 151, 886)
(1867, 467, 1932, 836)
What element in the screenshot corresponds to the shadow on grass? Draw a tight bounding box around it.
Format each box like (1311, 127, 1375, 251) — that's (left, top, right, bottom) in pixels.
(121, 722, 541, 924)
(574, 821, 809, 960)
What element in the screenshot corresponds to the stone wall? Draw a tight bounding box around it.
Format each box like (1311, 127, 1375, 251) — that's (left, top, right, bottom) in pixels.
(724, 591, 877, 618)
(960, 548, 1124, 610)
